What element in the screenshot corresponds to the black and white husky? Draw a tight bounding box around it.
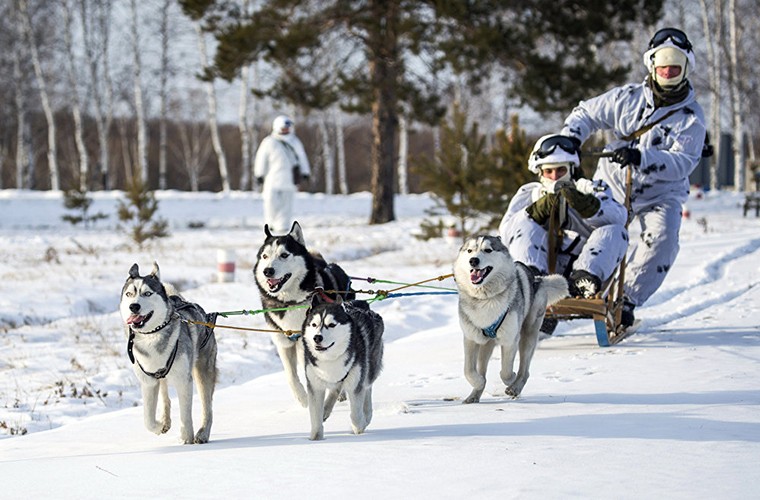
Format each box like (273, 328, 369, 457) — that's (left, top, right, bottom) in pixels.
(454, 236, 567, 403)
(302, 297, 384, 440)
(119, 262, 218, 444)
(253, 221, 355, 407)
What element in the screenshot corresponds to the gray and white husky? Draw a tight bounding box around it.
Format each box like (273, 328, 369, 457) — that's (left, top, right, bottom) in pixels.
(454, 235, 567, 403)
(253, 221, 355, 407)
(302, 297, 384, 440)
(120, 262, 218, 444)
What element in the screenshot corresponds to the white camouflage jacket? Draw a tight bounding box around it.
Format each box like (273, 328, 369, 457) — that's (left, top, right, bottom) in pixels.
(561, 80, 706, 208)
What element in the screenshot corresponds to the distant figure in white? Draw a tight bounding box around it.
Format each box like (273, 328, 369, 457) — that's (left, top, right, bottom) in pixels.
(254, 115, 311, 233)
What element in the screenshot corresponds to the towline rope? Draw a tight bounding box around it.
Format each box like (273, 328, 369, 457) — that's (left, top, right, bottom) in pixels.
(193, 273, 457, 335)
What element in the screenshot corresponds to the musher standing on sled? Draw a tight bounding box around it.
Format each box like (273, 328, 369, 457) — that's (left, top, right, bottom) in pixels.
(499, 135, 629, 335)
(561, 27, 706, 328)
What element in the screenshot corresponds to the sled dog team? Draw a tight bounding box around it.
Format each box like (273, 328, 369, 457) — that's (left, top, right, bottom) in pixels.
(120, 222, 567, 444)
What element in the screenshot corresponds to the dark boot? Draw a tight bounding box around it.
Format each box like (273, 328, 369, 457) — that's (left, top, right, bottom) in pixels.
(621, 299, 635, 328)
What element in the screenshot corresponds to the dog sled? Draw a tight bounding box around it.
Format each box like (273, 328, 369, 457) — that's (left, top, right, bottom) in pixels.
(544, 152, 636, 347)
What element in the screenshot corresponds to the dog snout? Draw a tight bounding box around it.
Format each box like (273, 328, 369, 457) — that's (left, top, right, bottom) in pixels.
(263, 267, 275, 278)
(313, 334, 323, 344)
(129, 303, 141, 313)
(469, 257, 480, 268)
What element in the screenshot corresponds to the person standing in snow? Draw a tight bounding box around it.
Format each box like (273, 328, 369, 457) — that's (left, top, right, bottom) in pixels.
(560, 27, 706, 327)
(499, 134, 629, 335)
(254, 115, 311, 233)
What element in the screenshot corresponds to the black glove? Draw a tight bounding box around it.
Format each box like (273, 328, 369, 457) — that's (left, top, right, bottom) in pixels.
(612, 147, 641, 166)
(256, 177, 264, 186)
(526, 193, 560, 226)
(558, 186, 601, 218)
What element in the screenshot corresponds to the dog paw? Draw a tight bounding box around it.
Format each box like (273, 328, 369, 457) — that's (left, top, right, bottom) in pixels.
(504, 386, 523, 399)
(160, 420, 171, 434)
(194, 428, 210, 444)
(309, 431, 324, 441)
(463, 388, 483, 404)
(351, 424, 367, 435)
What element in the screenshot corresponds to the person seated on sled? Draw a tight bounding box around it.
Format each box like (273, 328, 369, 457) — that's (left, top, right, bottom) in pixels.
(498, 134, 629, 335)
(560, 27, 706, 328)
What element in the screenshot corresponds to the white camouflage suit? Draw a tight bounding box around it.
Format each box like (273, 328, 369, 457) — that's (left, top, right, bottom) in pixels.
(254, 116, 311, 233)
(561, 81, 705, 306)
(499, 177, 629, 283)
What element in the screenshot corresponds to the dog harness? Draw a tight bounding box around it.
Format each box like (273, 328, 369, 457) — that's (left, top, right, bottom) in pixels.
(126, 299, 214, 380)
(482, 263, 534, 339)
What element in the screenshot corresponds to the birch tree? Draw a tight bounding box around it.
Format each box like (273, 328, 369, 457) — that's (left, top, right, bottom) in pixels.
(130, 0, 148, 184)
(334, 107, 348, 194)
(318, 113, 334, 194)
(699, 0, 722, 190)
(727, 0, 745, 191)
(80, 0, 114, 190)
(158, 0, 171, 190)
(63, 0, 89, 191)
(195, 25, 231, 193)
(397, 105, 409, 195)
(19, 0, 59, 190)
(12, 1, 32, 189)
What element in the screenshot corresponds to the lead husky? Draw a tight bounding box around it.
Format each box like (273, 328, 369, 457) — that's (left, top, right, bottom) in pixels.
(454, 236, 567, 403)
(302, 296, 384, 440)
(253, 221, 355, 407)
(120, 262, 218, 444)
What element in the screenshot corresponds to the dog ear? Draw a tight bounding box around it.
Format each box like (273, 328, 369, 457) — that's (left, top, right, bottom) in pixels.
(290, 221, 305, 246)
(310, 293, 322, 309)
(264, 224, 273, 238)
(129, 263, 140, 279)
(150, 262, 160, 280)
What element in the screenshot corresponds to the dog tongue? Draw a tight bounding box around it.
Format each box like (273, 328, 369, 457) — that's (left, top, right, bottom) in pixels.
(470, 269, 485, 284)
(267, 277, 282, 288)
(126, 314, 145, 325)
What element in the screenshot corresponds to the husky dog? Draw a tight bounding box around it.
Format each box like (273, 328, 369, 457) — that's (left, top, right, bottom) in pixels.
(253, 221, 355, 407)
(302, 297, 384, 440)
(120, 262, 218, 444)
(454, 235, 567, 403)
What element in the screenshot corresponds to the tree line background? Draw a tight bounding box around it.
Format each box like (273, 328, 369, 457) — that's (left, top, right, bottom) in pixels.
(1, 0, 758, 223)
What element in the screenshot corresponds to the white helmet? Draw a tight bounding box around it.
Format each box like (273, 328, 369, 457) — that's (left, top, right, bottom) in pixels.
(528, 134, 580, 174)
(643, 28, 695, 89)
(272, 115, 294, 136)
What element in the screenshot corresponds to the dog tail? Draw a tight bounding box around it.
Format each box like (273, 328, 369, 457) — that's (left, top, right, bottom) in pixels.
(540, 274, 569, 306)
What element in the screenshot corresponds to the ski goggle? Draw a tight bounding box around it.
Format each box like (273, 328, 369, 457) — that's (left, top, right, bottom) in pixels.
(649, 28, 692, 52)
(533, 135, 579, 159)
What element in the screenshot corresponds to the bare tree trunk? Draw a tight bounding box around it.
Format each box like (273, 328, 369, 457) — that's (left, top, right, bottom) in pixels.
(195, 24, 230, 193)
(251, 62, 261, 189)
(130, 0, 148, 184)
(728, 0, 745, 191)
(80, 0, 111, 190)
(158, 0, 170, 190)
(398, 105, 409, 195)
(368, 0, 399, 224)
(63, 0, 89, 191)
(334, 107, 348, 194)
(19, 0, 59, 191)
(699, 0, 723, 191)
(12, 2, 31, 189)
(99, 0, 114, 189)
(239, 64, 252, 191)
(317, 114, 334, 194)
(118, 118, 134, 185)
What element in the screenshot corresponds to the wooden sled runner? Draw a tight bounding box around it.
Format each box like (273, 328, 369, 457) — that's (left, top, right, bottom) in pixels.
(544, 152, 636, 347)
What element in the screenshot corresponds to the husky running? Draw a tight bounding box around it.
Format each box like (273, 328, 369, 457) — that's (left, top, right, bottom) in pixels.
(454, 236, 567, 403)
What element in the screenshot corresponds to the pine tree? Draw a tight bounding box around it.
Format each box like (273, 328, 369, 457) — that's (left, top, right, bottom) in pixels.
(195, 0, 663, 225)
(414, 110, 533, 241)
(61, 189, 109, 229)
(117, 175, 169, 248)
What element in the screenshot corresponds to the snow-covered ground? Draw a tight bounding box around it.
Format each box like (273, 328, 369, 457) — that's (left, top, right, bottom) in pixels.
(1, 188, 758, 498)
